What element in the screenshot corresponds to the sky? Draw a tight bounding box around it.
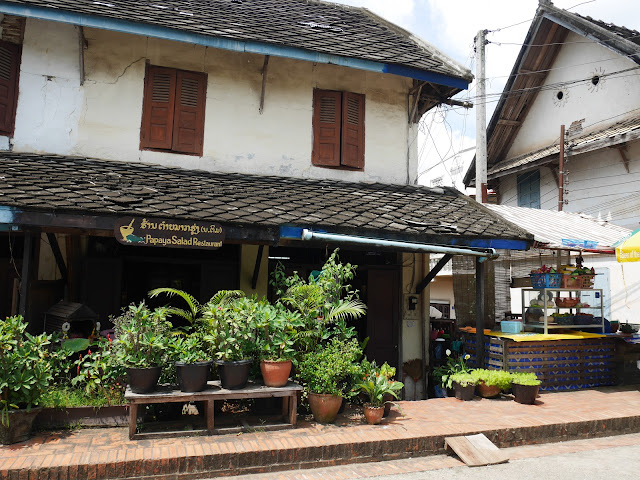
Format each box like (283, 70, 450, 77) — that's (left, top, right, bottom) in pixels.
(325, 0, 640, 193)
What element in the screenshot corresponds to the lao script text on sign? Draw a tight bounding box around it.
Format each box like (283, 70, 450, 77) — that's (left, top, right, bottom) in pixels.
(115, 217, 224, 249)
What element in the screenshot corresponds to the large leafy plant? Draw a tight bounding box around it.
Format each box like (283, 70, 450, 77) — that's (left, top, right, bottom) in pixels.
(0, 315, 56, 425)
(112, 303, 171, 368)
(167, 334, 208, 364)
(200, 292, 258, 362)
(273, 249, 366, 355)
(356, 371, 403, 407)
(254, 301, 304, 361)
(296, 338, 362, 396)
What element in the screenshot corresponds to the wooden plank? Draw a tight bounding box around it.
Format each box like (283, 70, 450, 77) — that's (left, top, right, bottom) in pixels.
(445, 434, 509, 467)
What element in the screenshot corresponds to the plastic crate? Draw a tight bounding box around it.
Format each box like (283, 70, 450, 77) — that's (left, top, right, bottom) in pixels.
(501, 321, 523, 334)
(561, 274, 594, 289)
(530, 273, 562, 288)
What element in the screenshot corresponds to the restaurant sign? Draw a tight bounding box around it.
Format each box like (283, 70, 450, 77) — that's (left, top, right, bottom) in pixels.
(114, 217, 224, 249)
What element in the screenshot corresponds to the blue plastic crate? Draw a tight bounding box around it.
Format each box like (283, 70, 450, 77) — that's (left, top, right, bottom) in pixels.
(530, 273, 562, 288)
(501, 321, 523, 334)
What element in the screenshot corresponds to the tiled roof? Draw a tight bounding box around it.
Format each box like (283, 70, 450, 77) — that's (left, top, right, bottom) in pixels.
(0, 152, 531, 245)
(488, 115, 640, 178)
(577, 13, 640, 47)
(4, 0, 472, 82)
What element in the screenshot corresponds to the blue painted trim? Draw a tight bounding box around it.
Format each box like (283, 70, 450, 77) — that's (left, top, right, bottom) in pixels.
(280, 226, 304, 240)
(0, 1, 467, 88)
(456, 239, 530, 250)
(385, 64, 469, 90)
(0, 205, 16, 224)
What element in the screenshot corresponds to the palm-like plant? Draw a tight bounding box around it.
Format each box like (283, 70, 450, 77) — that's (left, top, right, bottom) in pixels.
(148, 288, 204, 326)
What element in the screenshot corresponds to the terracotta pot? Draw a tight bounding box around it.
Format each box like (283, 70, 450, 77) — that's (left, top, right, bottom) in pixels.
(308, 393, 342, 423)
(260, 359, 292, 387)
(0, 408, 41, 445)
(363, 404, 385, 425)
(476, 381, 501, 398)
(127, 366, 161, 394)
(382, 393, 393, 417)
(215, 359, 252, 390)
(513, 383, 539, 405)
(454, 382, 475, 401)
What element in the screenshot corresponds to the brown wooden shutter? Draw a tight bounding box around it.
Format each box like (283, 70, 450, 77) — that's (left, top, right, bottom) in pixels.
(312, 89, 342, 167)
(0, 41, 20, 135)
(340, 92, 365, 170)
(140, 65, 176, 150)
(172, 70, 207, 155)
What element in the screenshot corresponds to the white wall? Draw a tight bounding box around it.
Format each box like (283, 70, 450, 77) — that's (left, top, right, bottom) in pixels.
(13, 19, 416, 185)
(506, 31, 640, 158)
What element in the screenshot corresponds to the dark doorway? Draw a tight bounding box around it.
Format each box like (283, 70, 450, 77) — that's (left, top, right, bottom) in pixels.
(365, 268, 400, 368)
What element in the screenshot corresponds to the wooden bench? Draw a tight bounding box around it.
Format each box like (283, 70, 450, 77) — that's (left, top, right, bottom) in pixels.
(125, 380, 302, 439)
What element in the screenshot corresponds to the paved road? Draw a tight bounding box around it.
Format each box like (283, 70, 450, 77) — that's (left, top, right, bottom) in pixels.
(370, 441, 640, 480)
(223, 432, 640, 480)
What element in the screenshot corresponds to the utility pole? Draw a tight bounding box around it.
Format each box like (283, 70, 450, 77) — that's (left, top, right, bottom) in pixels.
(475, 29, 488, 203)
(558, 124, 565, 211)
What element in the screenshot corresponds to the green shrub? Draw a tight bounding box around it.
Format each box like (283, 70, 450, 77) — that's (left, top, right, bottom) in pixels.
(296, 338, 362, 396)
(450, 372, 477, 387)
(1, 315, 57, 425)
(511, 372, 541, 386)
(469, 369, 513, 391)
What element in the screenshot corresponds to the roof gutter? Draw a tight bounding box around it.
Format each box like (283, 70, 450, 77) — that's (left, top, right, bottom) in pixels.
(300, 229, 499, 261)
(0, 1, 469, 89)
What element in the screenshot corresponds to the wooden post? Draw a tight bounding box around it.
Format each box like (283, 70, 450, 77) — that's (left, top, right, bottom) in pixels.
(475, 258, 485, 368)
(18, 232, 34, 319)
(559, 124, 565, 211)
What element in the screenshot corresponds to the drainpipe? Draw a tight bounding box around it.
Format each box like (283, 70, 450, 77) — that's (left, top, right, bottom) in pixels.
(300, 229, 498, 260)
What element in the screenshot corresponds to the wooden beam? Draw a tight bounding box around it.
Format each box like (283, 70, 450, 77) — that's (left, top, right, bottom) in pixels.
(46, 232, 68, 282)
(614, 145, 630, 173)
(251, 245, 264, 290)
(549, 163, 560, 188)
(259, 55, 270, 114)
(497, 119, 521, 126)
(475, 258, 485, 368)
(409, 82, 424, 123)
(414, 254, 452, 294)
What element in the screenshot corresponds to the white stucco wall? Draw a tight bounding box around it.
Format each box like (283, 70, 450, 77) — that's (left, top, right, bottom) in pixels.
(13, 19, 417, 184)
(506, 31, 640, 157)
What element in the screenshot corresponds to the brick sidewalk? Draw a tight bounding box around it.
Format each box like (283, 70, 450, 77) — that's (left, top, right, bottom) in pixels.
(1, 386, 639, 479)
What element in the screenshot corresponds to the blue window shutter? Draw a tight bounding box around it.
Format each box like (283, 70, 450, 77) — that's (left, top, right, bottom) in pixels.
(517, 170, 540, 209)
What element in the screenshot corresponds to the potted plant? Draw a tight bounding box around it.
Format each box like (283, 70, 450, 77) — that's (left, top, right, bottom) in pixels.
(255, 301, 303, 387)
(432, 351, 471, 397)
(201, 292, 257, 390)
(112, 303, 170, 394)
(0, 315, 57, 444)
(167, 334, 211, 392)
(511, 372, 541, 404)
(450, 372, 476, 401)
(356, 368, 403, 425)
(296, 337, 362, 423)
(469, 369, 513, 398)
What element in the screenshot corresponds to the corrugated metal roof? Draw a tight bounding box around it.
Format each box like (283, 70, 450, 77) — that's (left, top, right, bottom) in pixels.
(488, 115, 640, 178)
(486, 204, 630, 251)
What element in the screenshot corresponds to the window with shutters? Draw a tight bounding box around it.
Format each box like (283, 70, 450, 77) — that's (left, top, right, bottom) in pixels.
(140, 64, 207, 156)
(517, 170, 541, 209)
(0, 40, 21, 136)
(312, 89, 365, 170)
